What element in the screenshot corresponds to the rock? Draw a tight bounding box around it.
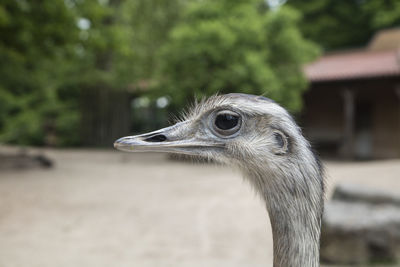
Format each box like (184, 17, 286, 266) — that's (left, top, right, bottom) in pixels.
(0, 149, 54, 170)
(34, 154, 54, 168)
(333, 183, 400, 207)
(321, 184, 400, 265)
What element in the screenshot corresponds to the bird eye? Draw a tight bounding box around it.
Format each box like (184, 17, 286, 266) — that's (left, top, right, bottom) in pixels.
(215, 114, 238, 130)
(212, 110, 241, 137)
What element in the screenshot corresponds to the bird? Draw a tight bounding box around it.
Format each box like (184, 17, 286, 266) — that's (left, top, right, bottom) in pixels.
(114, 93, 325, 267)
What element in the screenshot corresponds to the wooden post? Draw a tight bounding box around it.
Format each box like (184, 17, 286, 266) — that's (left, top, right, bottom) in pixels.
(395, 86, 400, 157)
(343, 89, 355, 159)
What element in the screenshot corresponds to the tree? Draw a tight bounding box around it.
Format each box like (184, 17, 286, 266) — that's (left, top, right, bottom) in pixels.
(286, 0, 400, 50)
(0, 0, 80, 145)
(0, 0, 187, 146)
(156, 0, 319, 113)
(70, 0, 188, 145)
(0, 0, 320, 146)
(125, 0, 187, 81)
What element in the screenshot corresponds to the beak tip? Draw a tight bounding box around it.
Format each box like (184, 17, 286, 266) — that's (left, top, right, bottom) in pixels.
(114, 137, 138, 152)
(114, 138, 128, 151)
(113, 141, 122, 151)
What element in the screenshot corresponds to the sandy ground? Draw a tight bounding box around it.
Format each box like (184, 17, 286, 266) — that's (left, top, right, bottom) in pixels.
(0, 148, 399, 267)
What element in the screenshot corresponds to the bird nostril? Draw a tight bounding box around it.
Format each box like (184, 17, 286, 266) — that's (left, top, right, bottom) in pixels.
(144, 134, 167, 142)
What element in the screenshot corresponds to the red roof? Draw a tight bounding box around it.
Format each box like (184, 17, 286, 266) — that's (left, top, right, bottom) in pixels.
(304, 49, 400, 82)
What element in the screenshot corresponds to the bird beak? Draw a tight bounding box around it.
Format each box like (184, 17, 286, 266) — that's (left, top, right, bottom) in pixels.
(114, 121, 224, 155)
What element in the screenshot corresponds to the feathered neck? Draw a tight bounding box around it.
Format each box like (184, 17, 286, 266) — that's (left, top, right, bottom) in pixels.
(242, 151, 324, 267)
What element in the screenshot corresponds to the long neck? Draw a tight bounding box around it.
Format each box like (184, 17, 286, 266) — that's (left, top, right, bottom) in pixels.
(244, 160, 324, 267)
(266, 185, 322, 267)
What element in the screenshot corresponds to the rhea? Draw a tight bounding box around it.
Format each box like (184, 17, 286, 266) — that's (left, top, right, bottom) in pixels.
(114, 93, 324, 267)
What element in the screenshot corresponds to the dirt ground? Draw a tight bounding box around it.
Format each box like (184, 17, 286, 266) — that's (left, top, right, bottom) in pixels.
(0, 148, 399, 267)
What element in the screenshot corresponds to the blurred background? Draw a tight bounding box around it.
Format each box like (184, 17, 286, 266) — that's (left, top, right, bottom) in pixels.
(1, 0, 400, 266)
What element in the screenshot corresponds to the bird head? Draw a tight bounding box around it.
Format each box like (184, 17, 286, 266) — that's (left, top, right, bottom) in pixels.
(114, 93, 313, 171)
(114, 93, 324, 267)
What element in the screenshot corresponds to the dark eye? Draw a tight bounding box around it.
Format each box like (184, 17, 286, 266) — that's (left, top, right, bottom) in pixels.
(211, 110, 242, 137)
(215, 113, 239, 130)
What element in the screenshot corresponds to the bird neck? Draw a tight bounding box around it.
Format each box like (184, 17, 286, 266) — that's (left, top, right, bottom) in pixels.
(266, 187, 321, 267)
(244, 160, 323, 267)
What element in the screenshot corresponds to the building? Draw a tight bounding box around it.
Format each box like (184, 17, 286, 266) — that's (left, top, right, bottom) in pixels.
(303, 28, 400, 159)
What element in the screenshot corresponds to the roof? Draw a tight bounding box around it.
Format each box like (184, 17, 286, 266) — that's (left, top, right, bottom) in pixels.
(305, 28, 400, 82)
(304, 49, 400, 82)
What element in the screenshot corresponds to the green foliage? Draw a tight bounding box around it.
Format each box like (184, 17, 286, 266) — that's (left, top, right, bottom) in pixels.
(0, 0, 80, 145)
(363, 0, 400, 29)
(157, 1, 319, 112)
(0, 0, 324, 146)
(0, 0, 184, 146)
(71, 0, 135, 87)
(125, 0, 185, 80)
(286, 0, 400, 50)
